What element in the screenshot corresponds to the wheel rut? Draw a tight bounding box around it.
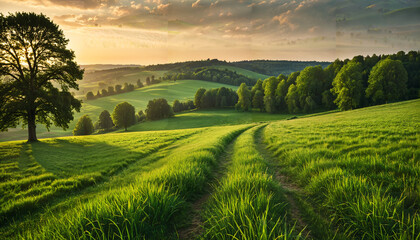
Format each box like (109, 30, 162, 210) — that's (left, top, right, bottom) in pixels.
(177, 131, 238, 239)
(254, 125, 311, 238)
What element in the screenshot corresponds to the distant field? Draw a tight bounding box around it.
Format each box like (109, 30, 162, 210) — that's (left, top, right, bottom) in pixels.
(76, 69, 167, 98)
(127, 109, 294, 132)
(209, 65, 270, 80)
(0, 80, 237, 142)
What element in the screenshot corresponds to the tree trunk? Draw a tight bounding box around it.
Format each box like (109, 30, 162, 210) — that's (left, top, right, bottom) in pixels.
(27, 111, 38, 142)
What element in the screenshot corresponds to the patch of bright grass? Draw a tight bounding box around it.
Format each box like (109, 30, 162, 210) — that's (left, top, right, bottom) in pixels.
(264, 99, 420, 239)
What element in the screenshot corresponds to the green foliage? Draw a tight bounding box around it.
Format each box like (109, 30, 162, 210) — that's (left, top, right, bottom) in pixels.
(136, 110, 146, 122)
(236, 83, 252, 111)
(137, 79, 144, 88)
(332, 62, 364, 110)
(263, 77, 280, 113)
(72, 115, 94, 136)
(145, 98, 173, 121)
(0, 12, 83, 142)
(164, 67, 256, 86)
(1, 80, 238, 142)
(366, 58, 408, 104)
(112, 102, 136, 131)
(286, 84, 300, 113)
(97, 110, 114, 130)
(172, 100, 183, 113)
(295, 66, 326, 112)
(252, 90, 264, 111)
(194, 88, 206, 109)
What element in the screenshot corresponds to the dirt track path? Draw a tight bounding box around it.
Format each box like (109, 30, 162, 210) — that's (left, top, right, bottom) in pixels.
(177, 133, 238, 239)
(254, 125, 311, 238)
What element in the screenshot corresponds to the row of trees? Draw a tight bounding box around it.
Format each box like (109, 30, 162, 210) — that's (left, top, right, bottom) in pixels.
(85, 76, 162, 101)
(73, 98, 174, 135)
(163, 68, 256, 86)
(191, 51, 419, 113)
(194, 87, 238, 109)
(172, 100, 195, 113)
(86, 82, 137, 100)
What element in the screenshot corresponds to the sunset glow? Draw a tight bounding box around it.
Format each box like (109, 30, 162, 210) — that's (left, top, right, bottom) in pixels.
(1, 0, 419, 65)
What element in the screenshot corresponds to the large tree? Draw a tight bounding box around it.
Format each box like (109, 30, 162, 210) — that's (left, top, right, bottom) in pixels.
(332, 62, 363, 110)
(366, 58, 408, 104)
(98, 110, 114, 130)
(0, 12, 83, 142)
(236, 83, 252, 111)
(112, 102, 136, 131)
(145, 98, 173, 120)
(295, 66, 326, 112)
(194, 88, 206, 109)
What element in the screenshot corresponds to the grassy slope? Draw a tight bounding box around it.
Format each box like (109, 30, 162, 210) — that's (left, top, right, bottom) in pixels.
(128, 109, 294, 132)
(0, 129, 198, 226)
(1, 124, 250, 239)
(209, 65, 270, 79)
(0, 80, 237, 142)
(264, 99, 420, 239)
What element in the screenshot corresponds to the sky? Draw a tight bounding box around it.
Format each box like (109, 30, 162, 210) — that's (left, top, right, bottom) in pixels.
(1, 0, 419, 65)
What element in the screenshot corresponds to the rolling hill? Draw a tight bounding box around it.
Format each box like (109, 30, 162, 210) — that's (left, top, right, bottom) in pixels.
(0, 80, 237, 142)
(1, 99, 418, 239)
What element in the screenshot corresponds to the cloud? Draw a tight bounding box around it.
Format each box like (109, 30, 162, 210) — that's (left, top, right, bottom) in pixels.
(192, 0, 201, 8)
(12, 0, 118, 9)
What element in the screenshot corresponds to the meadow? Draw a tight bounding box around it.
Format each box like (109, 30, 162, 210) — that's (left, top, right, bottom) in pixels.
(0, 99, 419, 239)
(0, 80, 238, 142)
(264, 99, 420, 239)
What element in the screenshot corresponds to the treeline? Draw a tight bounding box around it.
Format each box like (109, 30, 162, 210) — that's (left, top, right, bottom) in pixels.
(233, 60, 331, 76)
(85, 76, 161, 100)
(194, 50, 419, 113)
(163, 68, 256, 86)
(141, 59, 228, 71)
(193, 87, 238, 109)
(73, 98, 174, 135)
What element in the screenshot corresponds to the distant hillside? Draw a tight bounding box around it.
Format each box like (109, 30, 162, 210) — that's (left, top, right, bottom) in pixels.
(142, 59, 331, 77)
(232, 60, 331, 76)
(81, 64, 142, 72)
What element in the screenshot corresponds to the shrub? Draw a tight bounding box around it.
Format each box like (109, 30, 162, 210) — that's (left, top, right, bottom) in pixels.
(73, 115, 94, 135)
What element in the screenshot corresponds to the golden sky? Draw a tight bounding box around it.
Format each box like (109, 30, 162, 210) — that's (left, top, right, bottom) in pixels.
(1, 0, 419, 65)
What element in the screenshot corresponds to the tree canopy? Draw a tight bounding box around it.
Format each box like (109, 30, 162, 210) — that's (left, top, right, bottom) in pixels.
(112, 102, 136, 131)
(236, 83, 252, 111)
(366, 58, 408, 104)
(332, 62, 364, 110)
(98, 110, 114, 130)
(0, 12, 83, 142)
(73, 115, 94, 136)
(145, 98, 173, 121)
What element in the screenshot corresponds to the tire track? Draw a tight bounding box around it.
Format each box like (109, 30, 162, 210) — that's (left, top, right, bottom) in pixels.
(254, 125, 312, 238)
(177, 130, 240, 239)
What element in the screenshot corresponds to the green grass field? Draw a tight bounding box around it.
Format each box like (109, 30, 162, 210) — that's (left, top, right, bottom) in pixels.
(0, 80, 238, 142)
(1, 99, 418, 239)
(127, 109, 295, 132)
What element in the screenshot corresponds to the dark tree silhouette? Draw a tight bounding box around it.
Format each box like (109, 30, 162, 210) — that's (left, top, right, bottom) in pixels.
(86, 91, 95, 100)
(0, 12, 83, 142)
(145, 98, 173, 120)
(98, 110, 114, 130)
